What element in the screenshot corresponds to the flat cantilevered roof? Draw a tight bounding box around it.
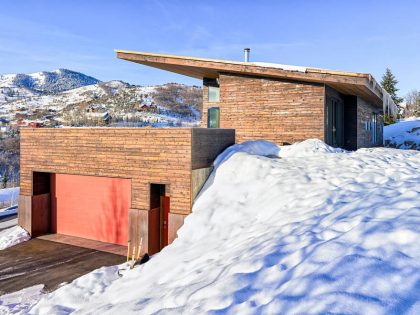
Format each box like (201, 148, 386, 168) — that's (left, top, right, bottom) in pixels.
(116, 49, 396, 110)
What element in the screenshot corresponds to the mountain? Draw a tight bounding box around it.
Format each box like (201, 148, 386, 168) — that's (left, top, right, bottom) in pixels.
(0, 69, 202, 128)
(0, 69, 100, 95)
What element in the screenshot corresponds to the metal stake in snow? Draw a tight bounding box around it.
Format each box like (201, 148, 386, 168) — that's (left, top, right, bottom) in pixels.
(126, 240, 131, 262)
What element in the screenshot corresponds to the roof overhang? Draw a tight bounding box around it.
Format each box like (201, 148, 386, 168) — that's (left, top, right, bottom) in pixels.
(116, 50, 389, 108)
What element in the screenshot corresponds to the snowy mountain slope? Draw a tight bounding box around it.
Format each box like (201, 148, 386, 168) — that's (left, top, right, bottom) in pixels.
(4, 140, 419, 314)
(0, 69, 101, 113)
(0, 69, 100, 94)
(0, 70, 201, 127)
(3, 80, 142, 111)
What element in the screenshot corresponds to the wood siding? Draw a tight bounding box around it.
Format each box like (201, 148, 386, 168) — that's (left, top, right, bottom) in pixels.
(203, 73, 325, 144)
(20, 128, 194, 215)
(19, 128, 234, 252)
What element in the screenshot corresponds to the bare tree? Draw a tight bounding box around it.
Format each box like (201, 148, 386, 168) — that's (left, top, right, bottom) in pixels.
(404, 90, 420, 117)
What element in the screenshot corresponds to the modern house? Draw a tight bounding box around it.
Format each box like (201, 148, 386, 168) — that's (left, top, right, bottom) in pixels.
(18, 49, 398, 256)
(116, 49, 398, 150)
(18, 128, 234, 254)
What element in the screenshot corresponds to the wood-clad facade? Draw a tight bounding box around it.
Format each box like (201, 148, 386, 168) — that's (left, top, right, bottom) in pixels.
(19, 128, 234, 254)
(117, 50, 391, 150)
(203, 73, 325, 144)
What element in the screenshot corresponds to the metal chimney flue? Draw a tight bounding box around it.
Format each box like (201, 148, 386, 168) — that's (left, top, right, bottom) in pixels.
(244, 48, 250, 62)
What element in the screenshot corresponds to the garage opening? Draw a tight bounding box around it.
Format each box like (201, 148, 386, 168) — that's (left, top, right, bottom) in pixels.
(148, 184, 169, 255)
(32, 172, 52, 236)
(49, 174, 131, 246)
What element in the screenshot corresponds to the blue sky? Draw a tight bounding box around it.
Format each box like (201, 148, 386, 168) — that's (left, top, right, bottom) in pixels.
(1, 0, 419, 95)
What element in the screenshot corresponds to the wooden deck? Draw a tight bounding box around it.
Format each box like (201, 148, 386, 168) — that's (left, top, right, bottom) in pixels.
(0, 238, 125, 295)
(37, 234, 127, 256)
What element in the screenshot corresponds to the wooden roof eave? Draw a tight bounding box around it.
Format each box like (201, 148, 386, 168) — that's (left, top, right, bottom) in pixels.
(116, 50, 384, 107)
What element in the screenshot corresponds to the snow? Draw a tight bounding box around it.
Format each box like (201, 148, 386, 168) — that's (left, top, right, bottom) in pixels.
(0, 225, 30, 250)
(253, 62, 307, 73)
(0, 206, 18, 220)
(278, 138, 346, 157)
(382, 90, 399, 117)
(10, 139, 418, 314)
(384, 117, 420, 149)
(0, 217, 17, 231)
(0, 285, 45, 315)
(0, 187, 19, 206)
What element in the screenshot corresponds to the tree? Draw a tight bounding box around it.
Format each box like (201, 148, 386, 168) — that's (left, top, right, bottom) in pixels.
(381, 68, 403, 105)
(405, 90, 420, 117)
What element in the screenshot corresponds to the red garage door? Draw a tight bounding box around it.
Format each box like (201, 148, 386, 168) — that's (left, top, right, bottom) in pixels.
(51, 174, 131, 246)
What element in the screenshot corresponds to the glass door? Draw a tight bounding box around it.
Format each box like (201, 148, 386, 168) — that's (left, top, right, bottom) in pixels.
(207, 107, 220, 128)
(326, 97, 344, 147)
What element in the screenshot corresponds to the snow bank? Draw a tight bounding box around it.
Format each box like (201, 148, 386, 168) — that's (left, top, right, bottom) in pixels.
(384, 117, 420, 150)
(29, 266, 122, 315)
(9, 140, 420, 314)
(0, 285, 44, 315)
(0, 187, 19, 205)
(213, 140, 280, 168)
(278, 138, 345, 157)
(0, 226, 30, 250)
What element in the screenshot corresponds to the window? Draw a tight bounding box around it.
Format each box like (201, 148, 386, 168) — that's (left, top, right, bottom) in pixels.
(372, 113, 378, 144)
(204, 78, 220, 103)
(208, 86, 220, 102)
(207, 107, 220, 128)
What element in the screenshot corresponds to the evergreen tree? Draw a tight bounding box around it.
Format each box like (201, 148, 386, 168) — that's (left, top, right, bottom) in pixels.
(381, 68, 403, 105)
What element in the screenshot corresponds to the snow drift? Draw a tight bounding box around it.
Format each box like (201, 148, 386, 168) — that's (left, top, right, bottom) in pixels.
(384, 117, 420, 150)
(3, 140, 420, 314)
(0, 226, 30, 250)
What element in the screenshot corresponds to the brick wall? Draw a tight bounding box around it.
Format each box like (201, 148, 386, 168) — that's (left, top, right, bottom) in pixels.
(203, 73, 325, 144)
(357, 97, 384, 148)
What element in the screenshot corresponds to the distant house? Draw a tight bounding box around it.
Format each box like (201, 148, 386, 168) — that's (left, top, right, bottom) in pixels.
(15, 113, 27, 120)
(139, 104, 149, 112)
(13, 119, 28, 127)
(27, 121, 44, 128)
(117, 49, 399, 150)
(139, 103, 157, 112)
(86, 111, 111, 124)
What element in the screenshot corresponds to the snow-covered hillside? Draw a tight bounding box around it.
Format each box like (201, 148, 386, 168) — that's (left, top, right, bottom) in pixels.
(2, 140, 419, 314)
(0, 70, 201, 128)
(0, 69, 100, 95)
(385, 117, 420, 150)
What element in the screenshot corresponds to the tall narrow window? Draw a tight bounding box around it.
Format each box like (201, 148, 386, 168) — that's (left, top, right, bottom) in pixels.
(204, 78, 220, 102)
(208, 86, 220, 102)
(372, 113, 378, 144)
(207, 107, 220, 128)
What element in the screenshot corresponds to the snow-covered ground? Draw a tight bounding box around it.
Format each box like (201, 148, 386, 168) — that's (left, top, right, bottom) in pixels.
(1, 139, 418, 314)
(384, 117, 420, 150)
